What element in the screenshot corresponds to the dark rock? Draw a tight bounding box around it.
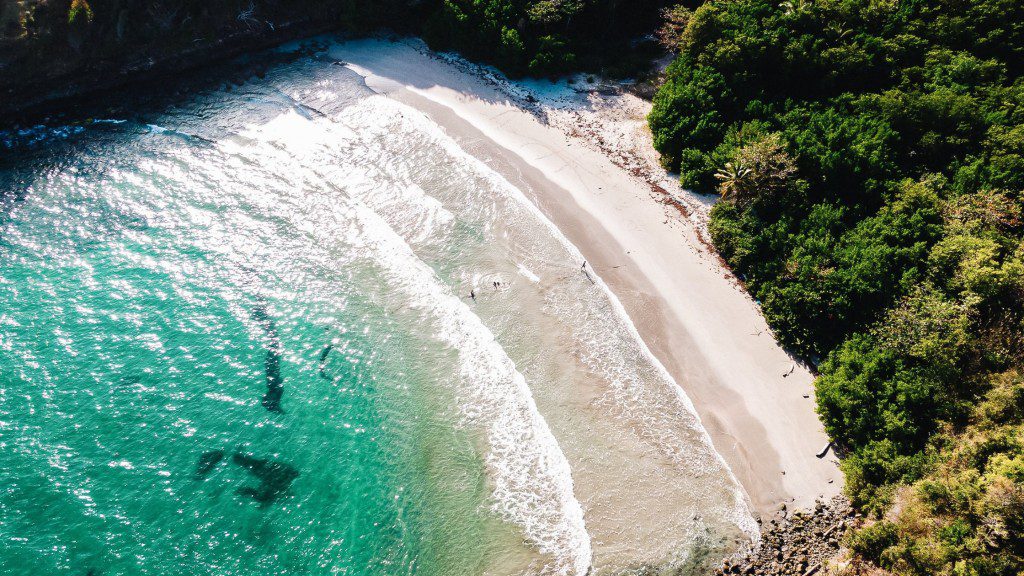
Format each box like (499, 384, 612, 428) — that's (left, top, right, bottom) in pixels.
(232, 452, 299, 505)
(194, 449, 225, 479)
(715, 496, 852, 576)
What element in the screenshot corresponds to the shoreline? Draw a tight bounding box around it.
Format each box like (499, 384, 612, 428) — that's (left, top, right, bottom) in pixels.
(328, 38, 843, 519)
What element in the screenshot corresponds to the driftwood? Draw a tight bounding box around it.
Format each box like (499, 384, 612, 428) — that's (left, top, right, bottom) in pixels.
(816, 442, 832, 458)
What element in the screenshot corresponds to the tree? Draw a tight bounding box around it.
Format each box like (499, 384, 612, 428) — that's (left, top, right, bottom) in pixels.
(714, 161, 751, 201)
(656, 4, 692, 52)
(68, 0, 93, 25)
(715, 132, 796, 205)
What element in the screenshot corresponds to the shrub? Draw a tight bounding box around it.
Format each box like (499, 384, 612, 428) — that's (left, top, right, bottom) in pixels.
(849, 520, 900, 564)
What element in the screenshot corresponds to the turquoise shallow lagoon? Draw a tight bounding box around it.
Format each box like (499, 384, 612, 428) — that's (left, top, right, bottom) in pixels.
(0, 40, 753, 576)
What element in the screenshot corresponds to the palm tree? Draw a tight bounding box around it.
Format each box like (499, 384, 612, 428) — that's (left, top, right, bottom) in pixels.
(715, 161, 752, 201)
(780, 0, 810, 16)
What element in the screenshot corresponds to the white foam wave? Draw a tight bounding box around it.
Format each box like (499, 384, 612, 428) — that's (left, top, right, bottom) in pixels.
(334, 95, 759, 541)
(348, 202, 592, 575)
(226, 107, 593, 576)
(517, 263, 540, 283)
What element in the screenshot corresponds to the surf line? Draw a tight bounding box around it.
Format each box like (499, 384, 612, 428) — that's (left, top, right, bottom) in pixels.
(339, 190, 592, 575)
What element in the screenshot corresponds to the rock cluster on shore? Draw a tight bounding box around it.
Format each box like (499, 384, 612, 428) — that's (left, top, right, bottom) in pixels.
(717, 496, 855, 576)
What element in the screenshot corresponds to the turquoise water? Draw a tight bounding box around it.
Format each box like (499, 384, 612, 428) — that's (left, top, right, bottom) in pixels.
(0, 40, 755, 576)
(0, 58, 513, 576)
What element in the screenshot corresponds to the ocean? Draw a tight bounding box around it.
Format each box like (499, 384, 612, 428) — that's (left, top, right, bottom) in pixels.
(0, 39, 754, 575)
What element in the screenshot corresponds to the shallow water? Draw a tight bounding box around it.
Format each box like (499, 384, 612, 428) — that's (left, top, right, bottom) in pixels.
(0, 39, 754, 576)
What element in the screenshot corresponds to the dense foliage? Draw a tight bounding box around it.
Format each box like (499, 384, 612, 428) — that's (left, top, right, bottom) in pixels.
(0, 0, 669, 110)
(421, 0, 668, 76)
(848, 370, 1024, 575)
(649, 0, 1024, 574)
(0, 0, 424, 86)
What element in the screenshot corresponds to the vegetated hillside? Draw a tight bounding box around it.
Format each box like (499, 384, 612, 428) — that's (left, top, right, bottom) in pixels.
(649, 1, 1023, 574)
(0, 0, 669, 114)
(0, 0, 425, 111)
(421, 0, 670, 76)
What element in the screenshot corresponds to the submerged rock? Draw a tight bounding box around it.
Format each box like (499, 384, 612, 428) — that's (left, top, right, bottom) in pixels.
(253, 298, 285, 413)
(232, 452, 299, 505)
(194, 450, 225, 479)
(317, 342, 334, 380)
(262, 347, 284, 412)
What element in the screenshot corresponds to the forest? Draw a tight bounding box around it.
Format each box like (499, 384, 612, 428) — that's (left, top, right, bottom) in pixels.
(649, 0, 1024, 574)
(0, 0, 667, 109)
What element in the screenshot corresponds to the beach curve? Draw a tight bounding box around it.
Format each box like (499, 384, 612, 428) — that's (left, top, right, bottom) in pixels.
(326, 37, 843, 519)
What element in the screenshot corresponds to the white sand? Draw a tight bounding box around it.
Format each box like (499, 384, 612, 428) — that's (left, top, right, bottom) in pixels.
(328, 38, 843, 516)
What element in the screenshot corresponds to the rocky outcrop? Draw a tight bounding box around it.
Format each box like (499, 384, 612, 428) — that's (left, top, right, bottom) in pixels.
(0, 17, 337, 121)
(717, 496, 856, 576)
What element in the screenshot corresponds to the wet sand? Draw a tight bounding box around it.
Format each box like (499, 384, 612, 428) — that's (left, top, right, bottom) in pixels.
(328, 38, 843, 518)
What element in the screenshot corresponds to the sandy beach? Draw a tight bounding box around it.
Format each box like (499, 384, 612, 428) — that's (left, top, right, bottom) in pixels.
(328, 38, 843, 518)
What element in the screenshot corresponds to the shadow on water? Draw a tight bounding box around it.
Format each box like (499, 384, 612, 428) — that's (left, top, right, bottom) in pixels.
(0, 171, 29, 232)
(1, 37, 335, 131)
(192, 449, 299, 506)
(0, 125, 102, 232)
(0, 34, 372, 228)
(232, 452, 300, 506)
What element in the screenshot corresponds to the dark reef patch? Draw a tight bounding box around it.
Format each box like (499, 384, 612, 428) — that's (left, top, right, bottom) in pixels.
(194, 450, 226, 479)
(317, 342, 333, 380)
(232, 452, 299, 505)
(253, 298, 284, 413)
(263, 347, 284, 412)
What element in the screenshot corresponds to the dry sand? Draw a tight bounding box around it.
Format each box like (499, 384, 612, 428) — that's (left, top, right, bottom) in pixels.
(328, 38, 843, 517)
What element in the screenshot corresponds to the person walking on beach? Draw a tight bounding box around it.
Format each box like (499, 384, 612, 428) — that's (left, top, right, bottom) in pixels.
(580, 260, 595, 284)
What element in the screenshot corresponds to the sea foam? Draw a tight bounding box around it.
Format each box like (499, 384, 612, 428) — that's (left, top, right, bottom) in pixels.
(227, 106, 593, 576)
(334, 95, 761, 546)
